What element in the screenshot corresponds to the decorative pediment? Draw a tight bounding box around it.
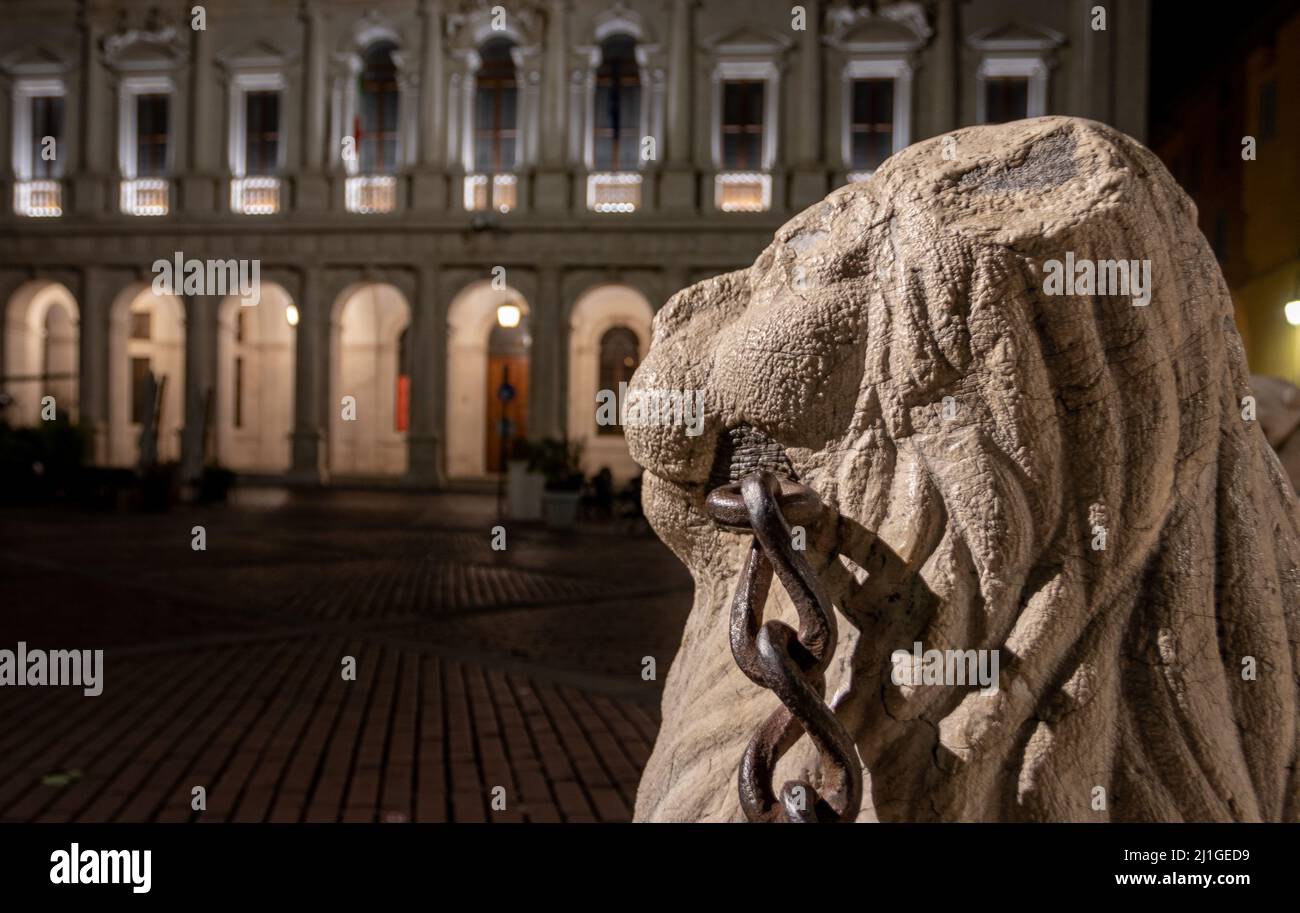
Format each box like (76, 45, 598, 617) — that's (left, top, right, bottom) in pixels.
(446, 0, 544, 51)
(967, 21, 1065, 52)
(705, 25, 794, 56)
(594, 2, 655, 45)
(0, 45, 70, 76)
(337, 10, 403, 55)
(825, 1, 932, 53)
(218, 39, 290, 71)
(102, 25, 185, 71)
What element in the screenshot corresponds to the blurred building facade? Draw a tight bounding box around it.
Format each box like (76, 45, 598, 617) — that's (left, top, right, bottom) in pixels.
(1151, 2, 1300, 385)
(0, 0, 1149, 485)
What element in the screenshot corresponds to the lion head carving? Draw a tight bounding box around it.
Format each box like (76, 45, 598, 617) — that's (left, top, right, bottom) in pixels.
(626, 116, 1300, 822)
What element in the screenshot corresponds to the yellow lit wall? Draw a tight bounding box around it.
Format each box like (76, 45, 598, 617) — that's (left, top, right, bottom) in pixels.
(1237, 13, 1300, 383)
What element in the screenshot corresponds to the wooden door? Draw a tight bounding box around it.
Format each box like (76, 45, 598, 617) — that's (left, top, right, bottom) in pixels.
(486, 355, 529, 473)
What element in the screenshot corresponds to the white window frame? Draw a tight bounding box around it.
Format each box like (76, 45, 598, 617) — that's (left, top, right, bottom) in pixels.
(711, 59, 780, 173)
(459, 42, 529, 176)
(118, 74, 176, 179)
(582, 28, 651, 172)
(841, 58, 912, 179)
(228, 71, 287, 179)
(11, 77, 66, 181)
(976, 56, 1048, 123)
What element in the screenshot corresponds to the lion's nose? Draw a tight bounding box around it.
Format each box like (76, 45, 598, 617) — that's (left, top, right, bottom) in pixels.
(623, 336, 719, 487)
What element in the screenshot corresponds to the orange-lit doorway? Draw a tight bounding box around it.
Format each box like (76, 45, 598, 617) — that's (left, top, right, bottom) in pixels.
(485, 321, 529, 473)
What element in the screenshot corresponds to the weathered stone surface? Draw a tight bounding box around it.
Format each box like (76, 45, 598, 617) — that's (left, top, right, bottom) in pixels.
(627, 117, 1300, 822)
(1252, 374, 1300, 491)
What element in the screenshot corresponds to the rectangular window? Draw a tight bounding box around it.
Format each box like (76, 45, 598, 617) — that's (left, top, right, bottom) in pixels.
(849, 79, 893, 172)
(30, 95, 65, 179)
(984, 77, 1028, 124)
(721, 81, 765, 171)
(594, 77, 641, 170)
(474, 83, 517, 173)
(360, 82, 399, 174)
(135, 94, 170, 177)
(131, 357, 152, 424)
(244, 91, 280, 176)
(130, 311, 152, 340)
(233, 357, 245, 429)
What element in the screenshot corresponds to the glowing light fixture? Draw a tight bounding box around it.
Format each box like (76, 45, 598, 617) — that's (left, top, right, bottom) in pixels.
(1286, 300, 1300, 327)
(286, 303, 300, 327)
(496, 302, 522, 328)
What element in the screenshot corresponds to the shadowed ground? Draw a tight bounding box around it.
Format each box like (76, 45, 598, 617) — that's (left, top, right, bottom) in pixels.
(0, 488, 692, 823)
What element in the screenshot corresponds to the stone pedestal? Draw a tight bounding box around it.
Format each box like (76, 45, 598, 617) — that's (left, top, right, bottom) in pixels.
(405, 433, 443, 487)
(289, 430, 326, 485)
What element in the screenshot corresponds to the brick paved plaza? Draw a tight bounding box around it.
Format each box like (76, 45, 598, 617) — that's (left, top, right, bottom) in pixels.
(0, 489, 692, 823)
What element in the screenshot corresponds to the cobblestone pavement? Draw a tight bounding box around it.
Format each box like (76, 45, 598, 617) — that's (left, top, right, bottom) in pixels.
(0, 488, 694, 823)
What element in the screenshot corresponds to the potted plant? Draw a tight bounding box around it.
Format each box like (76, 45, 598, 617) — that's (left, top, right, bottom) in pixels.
(506, 438, 544, 520)
(535, 437, 585, 530)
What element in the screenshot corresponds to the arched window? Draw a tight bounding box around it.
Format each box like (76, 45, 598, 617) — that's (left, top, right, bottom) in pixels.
(474, 39, 518, 173)
(593, 35, 640, 171)
(359, 42, 400, 174)
(597, 326, 639, 436)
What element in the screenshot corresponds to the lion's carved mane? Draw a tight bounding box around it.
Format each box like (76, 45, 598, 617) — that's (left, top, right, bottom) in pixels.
(627, 117, 1300, 822)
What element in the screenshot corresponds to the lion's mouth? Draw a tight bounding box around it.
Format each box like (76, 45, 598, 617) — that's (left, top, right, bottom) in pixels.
(707, 425, 798, 489)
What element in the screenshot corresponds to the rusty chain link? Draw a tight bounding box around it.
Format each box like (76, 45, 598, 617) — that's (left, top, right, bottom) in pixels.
(705, 470, 863, 823)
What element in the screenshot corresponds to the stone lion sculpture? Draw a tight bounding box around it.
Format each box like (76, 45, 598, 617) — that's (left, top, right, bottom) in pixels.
(626, 116, 1300, 822)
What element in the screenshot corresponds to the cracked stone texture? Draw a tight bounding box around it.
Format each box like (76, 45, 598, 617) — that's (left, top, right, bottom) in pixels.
(626, 117, 1300, 822)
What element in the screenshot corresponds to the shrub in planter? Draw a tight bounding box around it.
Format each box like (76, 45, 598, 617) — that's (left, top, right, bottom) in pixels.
(198, 466, 237, 504)
(506, 438, 545, 520)
(534, 437, 585, 529)
(0, 418, 86, 505)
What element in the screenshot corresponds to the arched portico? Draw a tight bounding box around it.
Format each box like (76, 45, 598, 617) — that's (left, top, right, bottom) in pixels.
(329, 282, 411, 476)
(3, 280, 79, 425)
(567, 283, 653, 481)
(215, 282, 296, 472)
(107, 283, 186, 466)
(445, 279, 533, 479)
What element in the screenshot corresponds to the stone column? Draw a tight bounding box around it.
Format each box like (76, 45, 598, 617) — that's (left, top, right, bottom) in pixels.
(529, 266, 566, 439)
(180, 22, 218, 213)
(406, 264, 444, 486)
(533, 0, 571, 212)
(930, 0, 958, 136)
(289, 267, 326, 482)
(77, 266, 112, 464)
(412, 0, 448, 210)
(180, 293, 219, 482)
(789, 0, 826, 208)
(661, 0, 696, 212)
(72, 6, 109, 216)
(327, 54, 360, 212)
(297, 1, 330, 211)
(0, 74, 12, 211)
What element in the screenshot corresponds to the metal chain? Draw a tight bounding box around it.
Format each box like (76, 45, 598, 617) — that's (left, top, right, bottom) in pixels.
(705, 471, 863, 823)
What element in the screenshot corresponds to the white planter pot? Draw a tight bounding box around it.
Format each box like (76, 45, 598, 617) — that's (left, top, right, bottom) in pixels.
(543, 490, 582, 529)
(506, 460, 545, 520)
